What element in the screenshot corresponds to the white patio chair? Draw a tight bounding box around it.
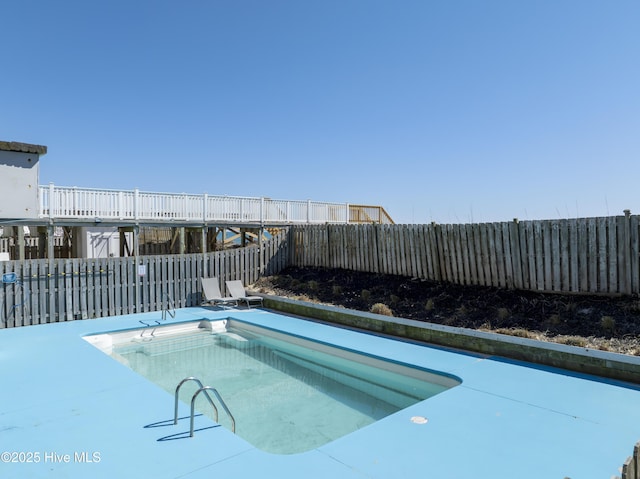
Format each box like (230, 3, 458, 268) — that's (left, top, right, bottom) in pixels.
(200, 277, 238, 308)
(225, 280, 263, 308)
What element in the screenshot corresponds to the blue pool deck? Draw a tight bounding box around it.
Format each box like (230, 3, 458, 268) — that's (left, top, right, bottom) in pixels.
(2, 306, 640, 478)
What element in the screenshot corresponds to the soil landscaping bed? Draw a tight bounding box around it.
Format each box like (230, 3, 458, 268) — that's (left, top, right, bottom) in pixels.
(254, 266, 640, 356)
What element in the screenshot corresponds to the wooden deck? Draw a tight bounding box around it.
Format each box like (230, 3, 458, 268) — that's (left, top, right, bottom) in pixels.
(36, 184, 393, 227)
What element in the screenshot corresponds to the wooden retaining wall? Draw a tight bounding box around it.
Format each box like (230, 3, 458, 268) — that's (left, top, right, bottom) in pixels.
(0, 231, 289, 327)
(290, 212, 640, 295)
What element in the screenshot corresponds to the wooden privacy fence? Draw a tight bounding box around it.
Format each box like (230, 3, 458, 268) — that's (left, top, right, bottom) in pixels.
(0, 231, 289, 328)
(290, 212, 640, 295)
(4, 212, 640, 328)
(616, 441, 640, 479)
(0, 236, 70, 260)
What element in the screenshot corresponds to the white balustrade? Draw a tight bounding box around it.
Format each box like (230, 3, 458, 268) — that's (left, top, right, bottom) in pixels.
(39, 184, 349, 224)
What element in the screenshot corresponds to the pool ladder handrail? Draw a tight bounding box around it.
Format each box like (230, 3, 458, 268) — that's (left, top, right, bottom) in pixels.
(162, 293, 176, 321)
(190, 386, 236, 437)
(174, 377, 236, 437)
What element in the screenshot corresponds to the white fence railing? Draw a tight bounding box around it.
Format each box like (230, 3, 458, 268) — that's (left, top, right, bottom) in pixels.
(39, 184, 350, 224)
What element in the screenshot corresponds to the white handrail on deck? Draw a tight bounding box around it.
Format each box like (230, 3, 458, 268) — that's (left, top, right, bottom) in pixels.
(39, 184, 350, 224)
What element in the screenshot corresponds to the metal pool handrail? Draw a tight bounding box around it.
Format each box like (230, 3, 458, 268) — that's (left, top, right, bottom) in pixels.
(174, 377, 218, 425)
(162, 293, 175, 321)
(190, 386, 236, 437)
(174, 377, 236, 437)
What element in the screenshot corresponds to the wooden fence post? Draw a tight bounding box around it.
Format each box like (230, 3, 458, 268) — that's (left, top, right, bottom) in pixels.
(631, 214, 640, 294)
(510, 218, 523, 289)
(624, 210, 632, 295)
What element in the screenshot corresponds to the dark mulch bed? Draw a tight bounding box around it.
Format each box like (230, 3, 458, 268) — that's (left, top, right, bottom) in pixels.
(254, 266, 640, 355)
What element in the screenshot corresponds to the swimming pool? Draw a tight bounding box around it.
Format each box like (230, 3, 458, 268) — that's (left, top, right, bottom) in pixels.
(85, 318, 460, 454)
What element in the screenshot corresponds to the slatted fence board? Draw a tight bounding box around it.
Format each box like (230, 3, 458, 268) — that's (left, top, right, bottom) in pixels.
(632, 216, 640, 293)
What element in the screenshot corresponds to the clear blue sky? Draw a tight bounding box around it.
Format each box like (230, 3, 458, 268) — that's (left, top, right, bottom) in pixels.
(2, 1, 638, 224)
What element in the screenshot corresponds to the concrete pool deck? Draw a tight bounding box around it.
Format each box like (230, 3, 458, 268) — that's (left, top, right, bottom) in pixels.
(1, 306, 640, 478)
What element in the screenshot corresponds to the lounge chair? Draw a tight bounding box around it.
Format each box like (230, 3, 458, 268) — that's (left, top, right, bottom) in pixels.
(200, 277, 238, 308)
(225, 280, 264, 308)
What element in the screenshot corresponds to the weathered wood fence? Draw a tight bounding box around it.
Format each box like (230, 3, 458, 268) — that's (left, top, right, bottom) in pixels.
(3, 212, 639, 328)
(0, 231, 289, 328)
(0, 236, 70, 259)
(617, 441, 640, 479)
(290, 212, 640, 295)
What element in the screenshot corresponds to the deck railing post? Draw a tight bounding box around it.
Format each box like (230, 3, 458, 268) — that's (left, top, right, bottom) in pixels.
(345, 203, 350, 224)
(118, 191, 124, 220)
(72, 186, 78, 217)
(134, 188, 139, 221)
(203, 194, 208, 222)
(307, 200, 311, 223)
(48, 182, 55, 219)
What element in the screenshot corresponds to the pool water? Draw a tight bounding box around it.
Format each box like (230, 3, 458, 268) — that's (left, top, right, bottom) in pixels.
(100, 320, 458, 454)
